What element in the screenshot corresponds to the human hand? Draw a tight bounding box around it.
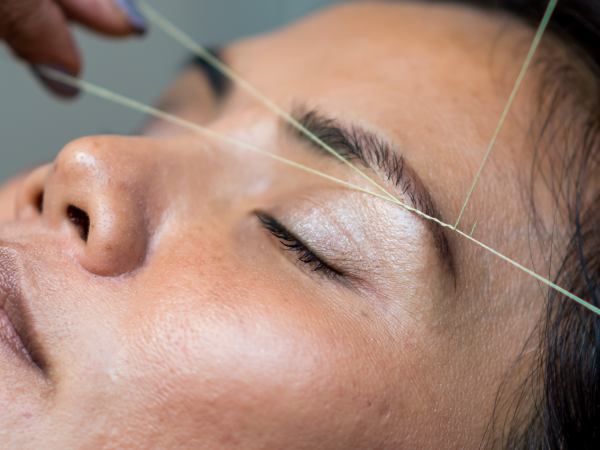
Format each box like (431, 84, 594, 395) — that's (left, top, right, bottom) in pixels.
(0, 0, 146, 97)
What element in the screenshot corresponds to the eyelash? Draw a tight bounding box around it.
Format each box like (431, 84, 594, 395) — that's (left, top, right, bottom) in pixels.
(256, 213, 343, 280)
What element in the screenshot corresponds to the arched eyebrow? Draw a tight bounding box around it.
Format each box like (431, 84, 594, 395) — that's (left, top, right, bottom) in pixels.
(286, 106, 456, 278)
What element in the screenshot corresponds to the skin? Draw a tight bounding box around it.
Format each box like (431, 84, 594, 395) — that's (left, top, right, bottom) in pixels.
(0, 2, 556, 449)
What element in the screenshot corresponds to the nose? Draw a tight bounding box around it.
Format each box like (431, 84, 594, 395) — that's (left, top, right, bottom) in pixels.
(17, 136, 154, 276)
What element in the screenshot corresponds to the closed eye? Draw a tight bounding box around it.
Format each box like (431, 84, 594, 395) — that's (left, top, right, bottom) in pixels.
(256, 212, 345, 280)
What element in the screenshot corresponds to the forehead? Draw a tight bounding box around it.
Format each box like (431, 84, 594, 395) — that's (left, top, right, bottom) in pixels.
(227, 2, 524, 108)
(224, 2, 537, 215)
(225, 2, 536, 161)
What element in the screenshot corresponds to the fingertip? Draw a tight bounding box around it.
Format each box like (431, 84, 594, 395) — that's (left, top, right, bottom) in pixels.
(58, 0, 148, 37)
(30, 64, 81, 99)
(114, 0, 147, 35)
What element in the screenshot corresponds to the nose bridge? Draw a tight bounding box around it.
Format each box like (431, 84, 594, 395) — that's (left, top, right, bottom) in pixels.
(20, 136, 156, 276)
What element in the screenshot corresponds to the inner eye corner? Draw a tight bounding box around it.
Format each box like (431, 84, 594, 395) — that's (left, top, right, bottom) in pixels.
(66, 205, 90, 242)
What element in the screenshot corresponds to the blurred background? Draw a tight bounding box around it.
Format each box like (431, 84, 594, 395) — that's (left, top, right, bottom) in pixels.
(0, 0, 337, 181)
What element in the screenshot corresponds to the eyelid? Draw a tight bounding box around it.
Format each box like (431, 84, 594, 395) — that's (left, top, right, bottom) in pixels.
(288, 107, 456, 277)
(255, 212, 345, 280)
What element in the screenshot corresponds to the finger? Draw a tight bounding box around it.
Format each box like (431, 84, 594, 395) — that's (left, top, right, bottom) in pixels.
(0, 0, 81, 74)
(58, 0, 147, 36)
(0, 0, 81, 97)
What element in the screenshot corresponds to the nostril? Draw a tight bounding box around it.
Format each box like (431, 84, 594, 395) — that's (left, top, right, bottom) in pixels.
(66, 205, 90, 242)
(35, 192, 44, 213)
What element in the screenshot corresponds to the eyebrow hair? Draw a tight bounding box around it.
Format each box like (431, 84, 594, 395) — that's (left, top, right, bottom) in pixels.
(286, 107, 456, 277)
(189, 48, 231, 99)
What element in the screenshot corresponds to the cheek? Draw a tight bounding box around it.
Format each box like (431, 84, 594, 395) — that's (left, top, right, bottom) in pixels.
(113, 281, 410, 449)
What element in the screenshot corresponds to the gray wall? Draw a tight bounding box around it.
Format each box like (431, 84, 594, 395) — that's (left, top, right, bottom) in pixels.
(0, 0, 336, 182)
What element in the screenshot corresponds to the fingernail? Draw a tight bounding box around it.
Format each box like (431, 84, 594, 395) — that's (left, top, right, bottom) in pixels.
(115, 0, 147, 35)
(30, 65, 80, 98)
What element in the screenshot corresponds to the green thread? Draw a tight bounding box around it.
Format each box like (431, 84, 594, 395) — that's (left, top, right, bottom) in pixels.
(454, 0, 559, 228)
(138, 0, 398, 205)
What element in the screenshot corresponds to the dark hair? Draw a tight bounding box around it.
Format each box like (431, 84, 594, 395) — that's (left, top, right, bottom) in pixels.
(437, 0, 600, 448)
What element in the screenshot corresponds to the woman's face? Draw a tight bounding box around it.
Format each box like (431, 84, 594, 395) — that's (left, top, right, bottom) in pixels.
(0, 3, 551, 448)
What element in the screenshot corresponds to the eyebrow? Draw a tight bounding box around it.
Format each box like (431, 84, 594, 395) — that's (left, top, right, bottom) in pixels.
(189, 48, 231, 99)
(286, 107, 455, 277)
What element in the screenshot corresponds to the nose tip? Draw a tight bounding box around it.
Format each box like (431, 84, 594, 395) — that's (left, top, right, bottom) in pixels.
(17, 137, 150, 276)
